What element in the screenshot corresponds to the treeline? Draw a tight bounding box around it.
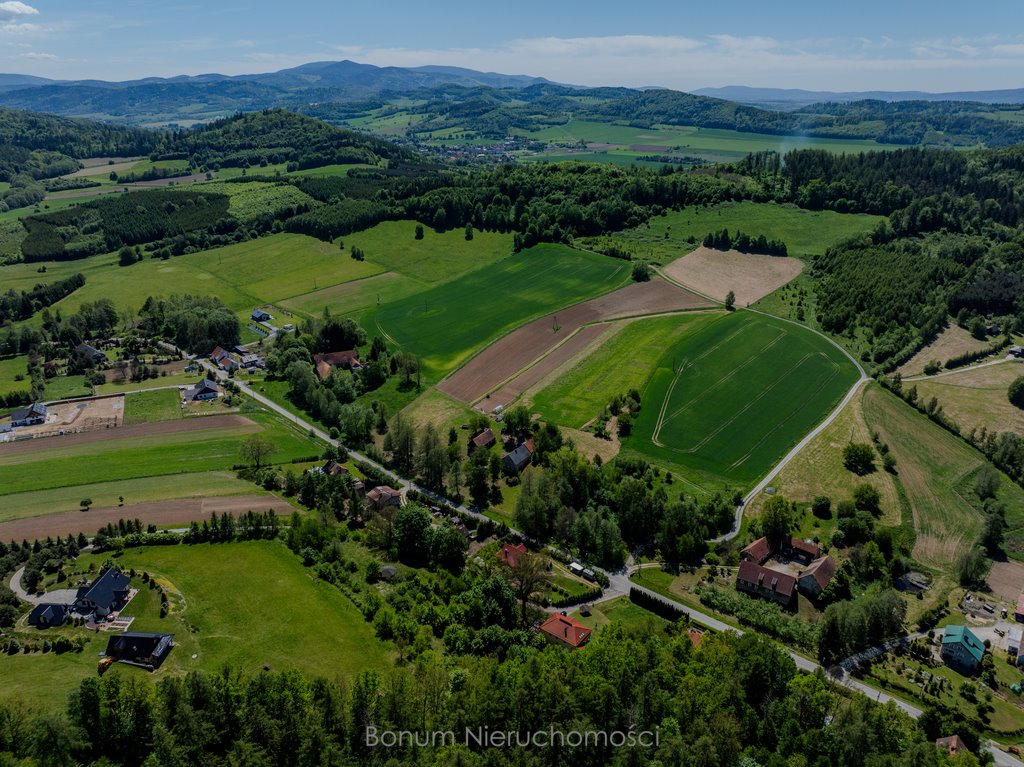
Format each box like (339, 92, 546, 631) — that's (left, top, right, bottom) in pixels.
(702, 228, 788, 256)
(20, 189, 231, 261)
(0, 620, 945, 767)
(0, 272, 84, 324)
(138, 294, 240, 355)
(0, 106, 158, 157)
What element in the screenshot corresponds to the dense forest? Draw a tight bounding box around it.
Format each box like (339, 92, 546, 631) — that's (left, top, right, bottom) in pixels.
(150, 110, 415, 170)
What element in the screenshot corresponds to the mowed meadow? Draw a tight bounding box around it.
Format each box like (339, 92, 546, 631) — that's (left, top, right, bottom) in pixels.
(0, 541, 390, 709)
(620, 312, 859, 489)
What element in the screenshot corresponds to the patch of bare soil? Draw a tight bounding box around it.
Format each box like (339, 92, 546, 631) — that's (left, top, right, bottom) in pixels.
(987, 560, 1024, 603)
(0, 496, 293, 540)
(662, 246, 804, 306)
(438, 278, 711, 404)
(0, 414, 255, 455)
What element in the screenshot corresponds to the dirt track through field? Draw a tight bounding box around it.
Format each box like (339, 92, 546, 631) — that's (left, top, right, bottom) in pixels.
(0, 415, 256, 457)
(0, 496, 294, 540)
(486, 324, 613, 410)
(663, 247, 803, 306)
(437, 278, 711, 405)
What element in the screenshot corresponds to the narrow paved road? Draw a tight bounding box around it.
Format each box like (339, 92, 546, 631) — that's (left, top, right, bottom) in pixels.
(655, 265, 869, 541)
(903, 355, 1020, 382)
(207, 356, 1024, 761)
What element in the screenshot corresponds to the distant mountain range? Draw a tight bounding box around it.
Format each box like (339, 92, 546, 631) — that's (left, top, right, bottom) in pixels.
(0, 60, 555, 96)
(694, 85, 1024, 108)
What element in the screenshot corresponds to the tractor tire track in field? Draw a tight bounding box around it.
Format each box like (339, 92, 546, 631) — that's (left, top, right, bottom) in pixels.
(652, 321, 754, 447)
(658, 330, 787, 430)
(728, 358, 840, 470)
(671, 349, 817, 457)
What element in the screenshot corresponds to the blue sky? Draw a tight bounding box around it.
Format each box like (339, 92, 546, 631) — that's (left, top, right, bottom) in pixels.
(1, 0, 1022, 92)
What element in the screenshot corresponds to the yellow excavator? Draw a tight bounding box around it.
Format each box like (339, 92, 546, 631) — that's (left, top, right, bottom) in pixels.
(97, 656, 113, 673)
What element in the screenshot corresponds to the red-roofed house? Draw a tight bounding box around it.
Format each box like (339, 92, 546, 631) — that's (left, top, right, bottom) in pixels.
(736, 561, 797, 608)
(798, 556, 837, 598)
(366, 485, 402, 510)
(469, 428, 496, 453)
(314, 350, 361, 370)
(740, 537, 772, 565)
(935, 735, 969, 756)
(499, 542, 527, 568)
(1015, 594, 1024, 623)
(784, 537, 821, 565)
(538, 613, 591, 649)
(322, 460, 349, 477)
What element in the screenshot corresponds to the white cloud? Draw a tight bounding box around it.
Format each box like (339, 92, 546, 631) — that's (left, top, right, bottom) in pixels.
(20, 50, 56, 60)
(0, 1, 38, 18)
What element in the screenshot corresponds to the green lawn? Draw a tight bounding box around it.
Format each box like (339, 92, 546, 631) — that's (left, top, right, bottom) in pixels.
(345, 219, 514, 283)
(280, 271, 423, 321)
(45, 375, 92, 400)
(580, 201, 885, 264)
(0, 355, 28, 395)
(0, 541, 390, 710)
(360, 243, 630, 378)
(621, 311, 859, 490)
(123, 389, 184, 425)
(572, 596, 671, 633)
(531, 312, 723, 428)
(0, 471, 271, 522)
(96, 369, 203, 395)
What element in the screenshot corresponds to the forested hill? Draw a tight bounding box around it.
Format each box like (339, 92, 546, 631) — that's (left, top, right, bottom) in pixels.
(0, 108, 160, 212)
(151, 109, 416, 170)
(0, 107, 157, 156)
(399, 85, 1024, 147)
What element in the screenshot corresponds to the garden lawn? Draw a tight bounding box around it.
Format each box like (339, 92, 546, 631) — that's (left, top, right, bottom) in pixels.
(0, 541, 390, 710)
(44, 375, 91, 400)
(531, 312, 723, 429)
(0, 355, 28, 395)
(622, 311, 858, 490)
(360, 243, 629, 378)
(123, 389, 184, 425)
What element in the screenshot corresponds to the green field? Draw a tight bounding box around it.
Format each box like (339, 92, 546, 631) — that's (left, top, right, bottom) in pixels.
(531, 312, 723, 428)
(862, 385, 1024, 567)
(123, 389, 183, 424)
(0, 541, 390, 709)
(0, 471, 271, 522)
(0, 355, 28, 395)
(519, 120, 894, 165)
(96, 368, 203, 395)
(0, 408, 317, 504)
(344, 219, 514, 283)
(622, 311, 859, 488)
(360, 243, 630, 377)
(0, 233, 383, 326)
(580, 201, 885, 264)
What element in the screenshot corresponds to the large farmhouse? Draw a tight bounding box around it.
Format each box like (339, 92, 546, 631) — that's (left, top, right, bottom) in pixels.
(74, 568, 131, 621)
(941, 625, 985, 673)
(736, 560, 797, 608)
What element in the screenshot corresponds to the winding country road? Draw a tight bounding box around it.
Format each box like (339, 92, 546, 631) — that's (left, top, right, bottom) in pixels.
(654, 265, 870, 541)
